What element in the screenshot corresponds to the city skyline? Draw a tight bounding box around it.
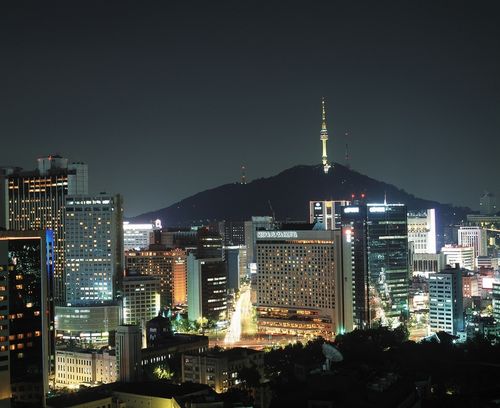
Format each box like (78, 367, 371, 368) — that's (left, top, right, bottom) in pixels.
(1, 1, 499, 215)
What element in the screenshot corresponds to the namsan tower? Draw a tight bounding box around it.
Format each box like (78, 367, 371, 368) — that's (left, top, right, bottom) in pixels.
(320, 97, 331, 174)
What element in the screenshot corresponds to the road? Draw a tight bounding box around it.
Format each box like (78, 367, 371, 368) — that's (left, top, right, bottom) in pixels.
(224, 284, 253, 344)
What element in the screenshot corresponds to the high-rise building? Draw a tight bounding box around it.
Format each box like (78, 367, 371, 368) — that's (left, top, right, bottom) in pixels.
(255, 228, 342, 338)
(244, 216, 274, 265)
(341, 203, 409, 330)
(187, 254, 227, 322)
(125, 248, 187, 307)
(218, 221, 246, 246)
(407, 209, 437, 254)
(123, 222, 155, 251)
(429, 265, 464, 335)
(440, 245, 474, 270)
(309, 200, 350, 230)
(122, 276, 161, 325)
(0, 230, 54, 407)
(225, 247, 241, 293)
(115, 325, 142, 383)
(1, 156, 88, 303)
(480, 192, 497, 216)
(457, 226, 487, 260)
(64, 194, 123, 306)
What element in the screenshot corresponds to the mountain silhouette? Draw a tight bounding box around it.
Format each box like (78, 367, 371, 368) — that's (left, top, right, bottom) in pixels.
(131, 163, 471, 227)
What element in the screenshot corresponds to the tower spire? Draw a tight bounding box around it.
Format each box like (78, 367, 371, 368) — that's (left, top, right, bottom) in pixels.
(320, 97, 331, 174)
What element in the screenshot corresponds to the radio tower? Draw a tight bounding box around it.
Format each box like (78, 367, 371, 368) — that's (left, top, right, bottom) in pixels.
(240, 165, 247, 185)
(320, 97, 331, 174)
(345, 143, 350, 169)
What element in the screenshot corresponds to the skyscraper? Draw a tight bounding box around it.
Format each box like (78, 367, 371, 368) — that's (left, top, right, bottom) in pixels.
(64, 194, 123, 305)
(0, 230, 54, 407)
(309, 200, 350, 230)
(341, 203, 409, 330)
(457, 226, 487, 260)
(1, 156, 88, 303)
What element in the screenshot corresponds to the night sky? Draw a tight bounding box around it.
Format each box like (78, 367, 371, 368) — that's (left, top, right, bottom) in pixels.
(1, 1, 499, 216)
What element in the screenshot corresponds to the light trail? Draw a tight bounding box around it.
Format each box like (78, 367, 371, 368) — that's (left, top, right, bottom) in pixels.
(224, 286, 250, 345)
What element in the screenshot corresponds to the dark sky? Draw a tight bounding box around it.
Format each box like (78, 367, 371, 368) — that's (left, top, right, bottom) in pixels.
(1, 1, 499, 216)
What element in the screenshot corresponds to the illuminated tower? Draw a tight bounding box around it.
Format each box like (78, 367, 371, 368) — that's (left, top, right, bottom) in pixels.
(320, 97, 331, 174)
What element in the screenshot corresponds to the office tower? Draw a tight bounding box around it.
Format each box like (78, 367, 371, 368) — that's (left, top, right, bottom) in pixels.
(122, 276, 161, 325)
(255, 228, 341, 337)
(462, 272, 480, 298)
(187, 254, 227, 322)
(407, 209, 437, 254)
(115, 325, 142, 382)
(64, 194, 123, 305)
(196, 227, 223, 259)
(429, 265, 464, 335)
(309, 200, 350, 230)
(123, 222, 155, 251)
(244, 216, 274, 265)
(341, 203, 409, 330)
(0, 230, 54, 407)
(125, 248, 187, 307)
(1, 156, 88, 303)
(150, 227, 198, 249)
(440, 245, 474, 270)
(457, 226, 487, 259)
(218, 221, 246, 246)
(225, 247, 241, 292)
(480, 192, 497, 215)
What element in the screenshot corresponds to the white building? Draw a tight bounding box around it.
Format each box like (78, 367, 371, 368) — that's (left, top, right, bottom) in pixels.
(407, 209, 437, 254)
(123, 221, 157, 251)
(64, 194, 123, 305)
(440, 245, 474, 271)
(458, 226, 487, 260)
(55, 349, 117, 389)
(122, 276, 161, 325)
(429, 266, 464, 335)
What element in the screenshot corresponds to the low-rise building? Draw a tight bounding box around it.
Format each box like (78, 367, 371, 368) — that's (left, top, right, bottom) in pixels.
(182, 347, 264, 393)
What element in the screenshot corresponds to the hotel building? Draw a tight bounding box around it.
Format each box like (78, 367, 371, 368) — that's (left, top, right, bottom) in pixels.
(255, 228, 341, 338)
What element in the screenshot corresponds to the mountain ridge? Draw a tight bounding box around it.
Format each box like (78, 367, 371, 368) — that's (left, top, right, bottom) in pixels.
(130, 163, 472, 226)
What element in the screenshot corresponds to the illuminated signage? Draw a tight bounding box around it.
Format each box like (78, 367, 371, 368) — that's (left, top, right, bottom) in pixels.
(369, 207, 386, 213)
(256, 231, 298, 239)
(344, 207, 359, 213)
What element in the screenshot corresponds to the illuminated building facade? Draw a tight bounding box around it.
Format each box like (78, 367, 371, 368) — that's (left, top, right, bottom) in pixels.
(255, 229, 341, 338)
(115, 325, 142, 383)
(309, 200, 350, 230)
(122, 276, 161, 325)
(493, 281, 500, 323)
(457, 226, 487, 260)
(187, 254, 227, 322)
(54, 304, 120, 346)
(64, 194, 123, 306)
(1, 156, 88, 303)
(407, 209, 437, 254)
(0, 230, 54, 407)
(123, 222, 154, 251)
(429, 265, 464, 335)
(55, 348, 117, 388)
(125, 248, 187, 307)
(218, 221, 246, 246)
(341, 203, 409, 331)
(440, 245, 474, 270)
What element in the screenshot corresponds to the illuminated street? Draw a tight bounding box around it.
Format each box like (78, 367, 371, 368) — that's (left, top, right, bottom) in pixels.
(224, 284, 253, 344)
